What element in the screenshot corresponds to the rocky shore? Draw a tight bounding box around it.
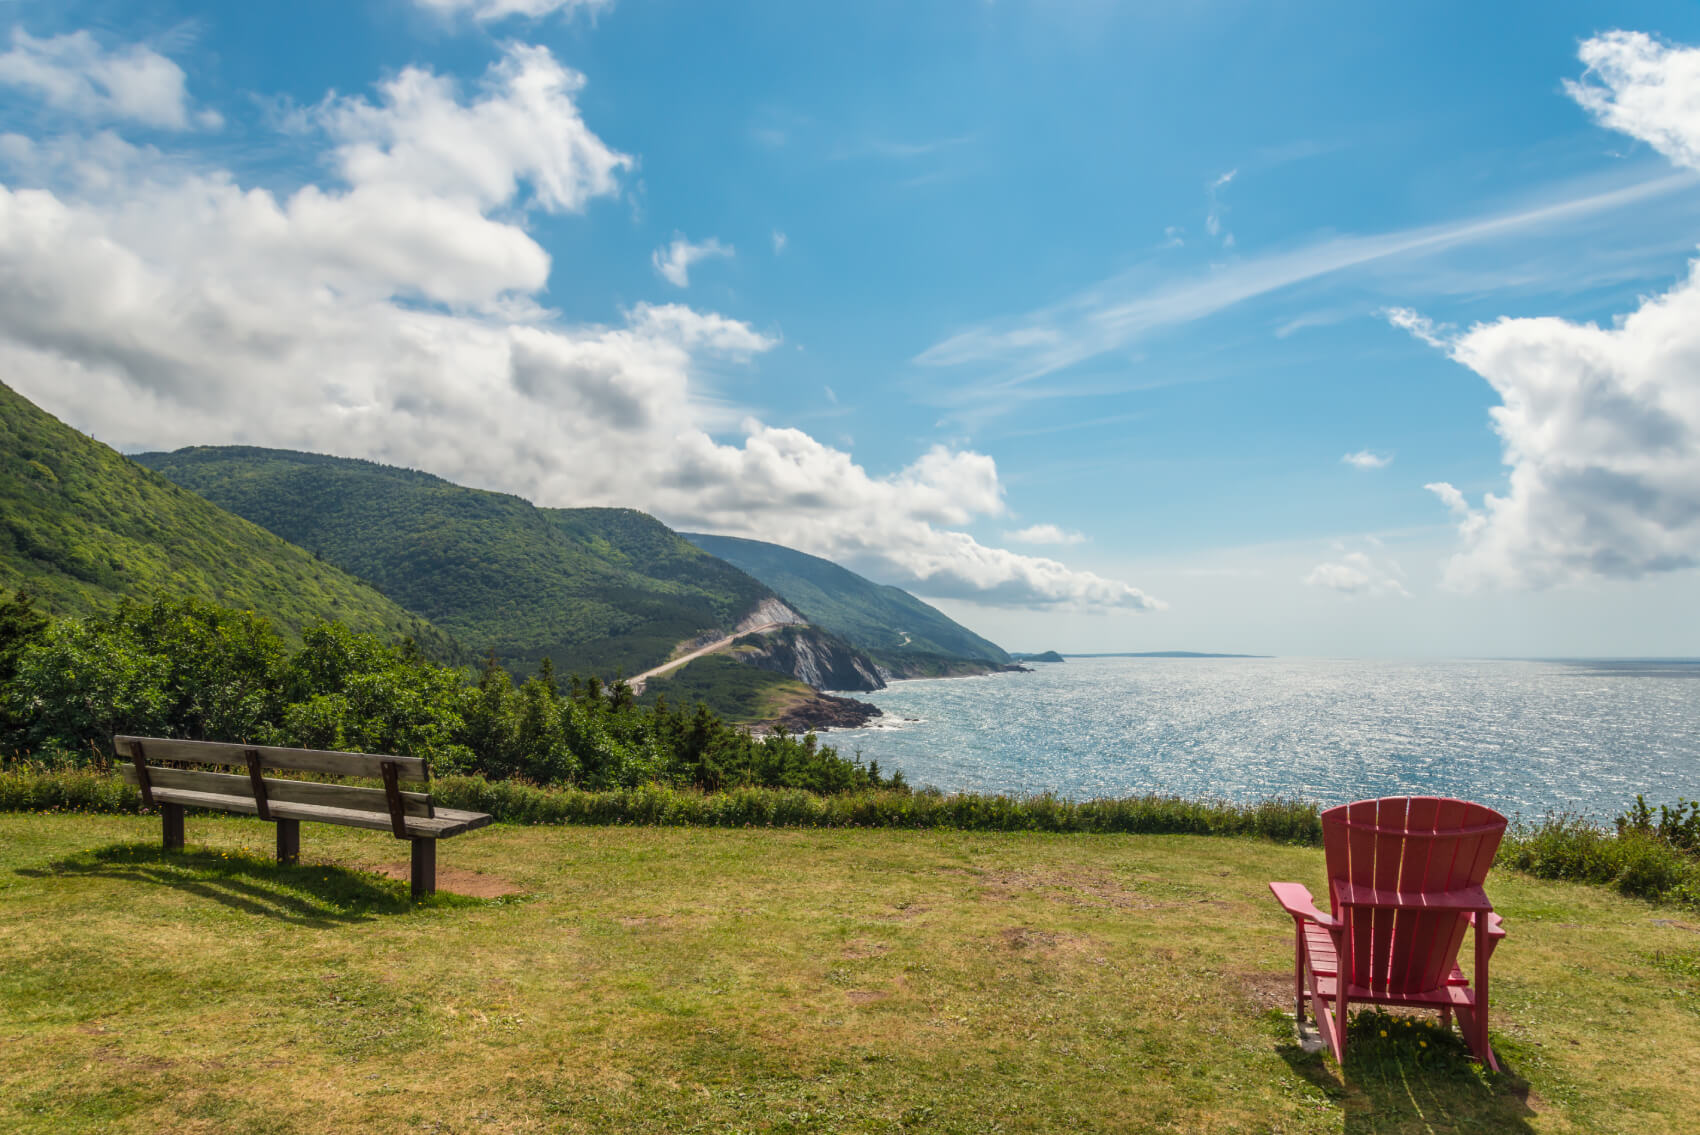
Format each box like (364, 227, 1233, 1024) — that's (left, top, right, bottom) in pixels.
(772, 691, 883, 733)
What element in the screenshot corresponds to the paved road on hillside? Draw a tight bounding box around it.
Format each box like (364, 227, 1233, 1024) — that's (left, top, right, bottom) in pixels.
(628, 622, 790, 693)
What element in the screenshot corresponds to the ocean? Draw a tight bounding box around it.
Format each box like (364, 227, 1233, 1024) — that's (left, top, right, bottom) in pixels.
(829, 657, 1700, 819)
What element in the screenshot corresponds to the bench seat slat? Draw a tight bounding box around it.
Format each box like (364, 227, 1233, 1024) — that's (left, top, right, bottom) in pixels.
(114, 736, 428, 782)
(145, 788, 491, 838)
(119, 764, 434, 817)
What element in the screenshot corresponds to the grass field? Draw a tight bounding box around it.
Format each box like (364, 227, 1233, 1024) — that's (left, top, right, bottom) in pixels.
(3, 813, 1697, 1134)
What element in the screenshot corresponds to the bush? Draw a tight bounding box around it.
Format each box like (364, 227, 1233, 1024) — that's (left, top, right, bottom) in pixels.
(0, 593, 908, 798)
(1498, 807, 1700, 907)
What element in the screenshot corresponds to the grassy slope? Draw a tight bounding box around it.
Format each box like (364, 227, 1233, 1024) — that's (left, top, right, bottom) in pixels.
(135, 447, 777, 679)
(639, 652, 820, 723)
(6, 813, 1697, 1134)
(0, 383, 451, 652)
(682, 532, 1010, 667)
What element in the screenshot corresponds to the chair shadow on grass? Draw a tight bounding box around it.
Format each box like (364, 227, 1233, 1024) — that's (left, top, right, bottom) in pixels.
(1274, 1009, 1537, 1134)
(15, 843, 474, 927)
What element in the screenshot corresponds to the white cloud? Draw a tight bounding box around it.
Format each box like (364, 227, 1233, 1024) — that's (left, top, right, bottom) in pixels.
(1341, 450, 1392, 470)
(771, 228, 787, 254)
(1416, 32, 1700, 590)
(1382, 305, 1454, 349)
(1304, 551, 1410, 598)
(1205, 168, 1235, 241)
(0, 29, 216, 130)
(0, 37, 1158, 615)
(1565, 31, 1700, 169)
(412, 0, 612, 22)
(1005, 524, 1086, 545)
(652, 234, 733, 287)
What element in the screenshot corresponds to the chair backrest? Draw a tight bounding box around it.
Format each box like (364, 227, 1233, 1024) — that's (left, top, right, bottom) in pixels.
(1320, 796, 1506, 995)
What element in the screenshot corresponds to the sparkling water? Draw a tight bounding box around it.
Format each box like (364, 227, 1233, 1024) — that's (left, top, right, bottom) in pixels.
(829, 657, 1700, 818)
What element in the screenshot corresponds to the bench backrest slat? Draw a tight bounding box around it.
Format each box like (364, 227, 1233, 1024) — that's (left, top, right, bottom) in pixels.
(115, 736, 428, 782)
(118, 764, 435, 818)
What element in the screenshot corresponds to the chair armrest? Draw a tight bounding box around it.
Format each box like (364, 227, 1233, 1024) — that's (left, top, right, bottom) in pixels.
(1470, 911, 1507, 939)
(1269, 882, 1335, 927)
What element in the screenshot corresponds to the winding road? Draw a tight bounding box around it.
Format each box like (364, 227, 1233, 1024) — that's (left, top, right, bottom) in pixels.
(627, 622, 791, 694)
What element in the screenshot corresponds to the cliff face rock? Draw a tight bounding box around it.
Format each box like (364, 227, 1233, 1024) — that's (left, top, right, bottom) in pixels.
(734, 624, 887, 692)
(736, 597, 806, 634)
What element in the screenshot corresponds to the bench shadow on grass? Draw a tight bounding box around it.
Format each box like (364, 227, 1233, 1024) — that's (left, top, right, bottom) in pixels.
(16, 843, 483, 927)
(1275, 1010, 1537, 1134)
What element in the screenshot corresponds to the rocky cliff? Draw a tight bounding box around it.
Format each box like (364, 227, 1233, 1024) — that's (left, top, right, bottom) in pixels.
(732, 624, 887, 692)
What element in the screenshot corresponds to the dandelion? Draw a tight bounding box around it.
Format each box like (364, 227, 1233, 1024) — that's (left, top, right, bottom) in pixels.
(1379, 1030, 1387, 1037)
(1420, 1041, 1427, 1048)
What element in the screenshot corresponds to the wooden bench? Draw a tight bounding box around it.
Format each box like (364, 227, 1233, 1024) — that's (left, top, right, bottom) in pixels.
(114, 735, 492, 898)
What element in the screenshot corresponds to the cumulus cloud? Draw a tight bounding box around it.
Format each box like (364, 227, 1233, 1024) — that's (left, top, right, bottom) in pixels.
(1565, 31, 1700, 169)
(652, 234, 732, 288)
(0, 35, 1159, 614)
(413, 0, 612, 22)
(0, 28, 216, 130)
(1304, 551, 1410, 598)
(1005, 524, 1086, 545)
(1415, 31, 1700, 590)
(1341, 450, 1392, 470)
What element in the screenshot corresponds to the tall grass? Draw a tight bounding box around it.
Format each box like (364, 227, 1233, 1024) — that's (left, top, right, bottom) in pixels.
(429, 776, 1325, 841)
(0, 764, 1319, 842)
(5, 763, 1696, 905)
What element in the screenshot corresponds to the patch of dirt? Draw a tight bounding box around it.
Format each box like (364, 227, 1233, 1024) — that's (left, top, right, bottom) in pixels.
(999, 926, 1091, 953)
(978, 868, 1158, 911)
(1651, 919, 1700, 933)
(841, 938, 891, 959)
(873, 904, 930, 923)
(372, 863, 522, 898)
(846, 990, 891, 1004)
(617, 915, 672, 928)
(1236, 969, 1296, 1012)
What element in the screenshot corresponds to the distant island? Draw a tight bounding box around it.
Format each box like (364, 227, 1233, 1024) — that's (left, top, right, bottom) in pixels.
(1011, 651, 1066, 663)
(1060, 651, 1271, 659)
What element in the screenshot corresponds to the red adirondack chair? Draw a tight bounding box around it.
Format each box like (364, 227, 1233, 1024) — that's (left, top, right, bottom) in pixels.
(1269, 796, 1508, 1069)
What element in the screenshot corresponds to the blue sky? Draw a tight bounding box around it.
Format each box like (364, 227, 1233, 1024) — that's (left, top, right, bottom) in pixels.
(4, 0, 1700, 655)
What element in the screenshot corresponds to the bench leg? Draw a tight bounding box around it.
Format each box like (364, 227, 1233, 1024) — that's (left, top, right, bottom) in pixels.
(161, 803, 184, 851)
(411, 837, 435, 900)
(276, 819, 300, 865)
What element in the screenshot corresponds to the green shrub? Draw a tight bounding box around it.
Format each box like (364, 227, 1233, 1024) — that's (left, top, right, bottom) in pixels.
(1498, 809, 1700, 906)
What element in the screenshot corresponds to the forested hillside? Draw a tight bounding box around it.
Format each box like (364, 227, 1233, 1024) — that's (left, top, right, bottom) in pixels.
(0, 383, 454, 654)
(136, 447, 777, 679)
(681, 532, 1011, 673)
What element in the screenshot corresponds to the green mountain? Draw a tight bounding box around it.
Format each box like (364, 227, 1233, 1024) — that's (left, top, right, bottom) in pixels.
(134, 447, 777, 679)
(680, 532, 1011, 674)
(0, 382, 452, 653)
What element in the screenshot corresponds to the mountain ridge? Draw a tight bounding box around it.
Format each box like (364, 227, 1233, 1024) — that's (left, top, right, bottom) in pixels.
(0, 383, 457, 655)
(680, 532, 1012, 676)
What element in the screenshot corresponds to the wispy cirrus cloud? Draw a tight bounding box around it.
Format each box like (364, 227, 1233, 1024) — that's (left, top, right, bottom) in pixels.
(914, 169, 1697, 392)
(411, 0, 612, 22)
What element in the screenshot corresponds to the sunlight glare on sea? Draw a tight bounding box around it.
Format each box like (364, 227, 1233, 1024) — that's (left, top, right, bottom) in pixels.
(831, 658, 1700, 818)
